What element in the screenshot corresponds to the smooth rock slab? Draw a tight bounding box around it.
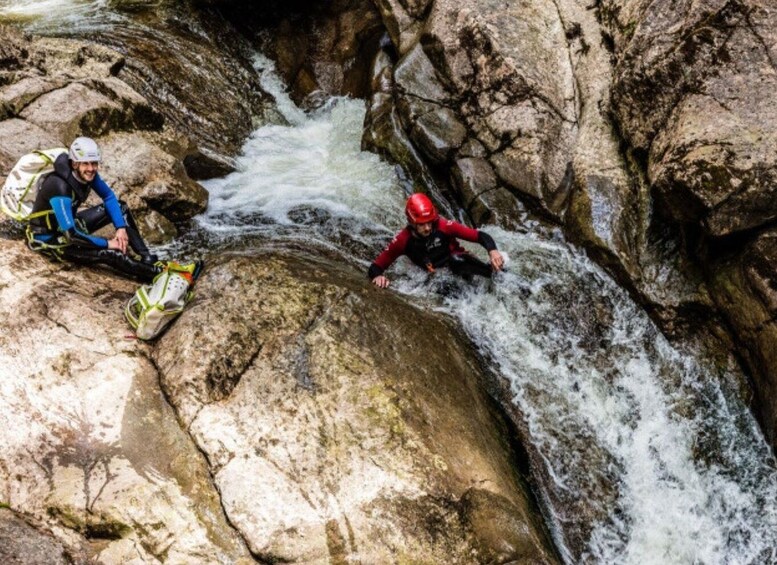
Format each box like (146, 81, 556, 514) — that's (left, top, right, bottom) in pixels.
(0, 240, 251, 564)
(0, 118, 63, 172)
(157, 251, 559, 564)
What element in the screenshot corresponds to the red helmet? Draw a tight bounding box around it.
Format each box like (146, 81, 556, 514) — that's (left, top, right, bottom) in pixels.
(405, 193, 438, 224)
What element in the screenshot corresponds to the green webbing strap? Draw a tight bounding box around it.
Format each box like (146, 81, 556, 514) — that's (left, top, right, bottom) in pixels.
(136, 286, 151, 310)
(125, 296, 140, 329)
(25, 224, 67, 260)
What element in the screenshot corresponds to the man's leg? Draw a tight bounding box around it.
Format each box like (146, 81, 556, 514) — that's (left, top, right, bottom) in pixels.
(77, 201, 157, 264)
(61, 245, 160, 283)
(448, 253, 493, 280)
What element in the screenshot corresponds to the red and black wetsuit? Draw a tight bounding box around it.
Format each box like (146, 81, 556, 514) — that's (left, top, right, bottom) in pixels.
(368, 217, 498, 280)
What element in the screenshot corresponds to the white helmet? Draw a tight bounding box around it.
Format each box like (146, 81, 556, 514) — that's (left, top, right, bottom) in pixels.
(69, 137, 102, 163)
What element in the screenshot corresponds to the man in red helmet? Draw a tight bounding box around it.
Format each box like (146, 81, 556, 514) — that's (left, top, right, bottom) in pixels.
(368, 193, 504, 288)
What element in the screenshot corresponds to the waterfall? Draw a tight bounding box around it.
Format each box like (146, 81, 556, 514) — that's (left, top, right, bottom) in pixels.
(191, 55, 777, 564)
(0, 0, 121, 32)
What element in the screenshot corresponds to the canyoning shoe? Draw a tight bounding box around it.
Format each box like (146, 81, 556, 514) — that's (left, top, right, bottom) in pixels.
(140, 253, 159, 265)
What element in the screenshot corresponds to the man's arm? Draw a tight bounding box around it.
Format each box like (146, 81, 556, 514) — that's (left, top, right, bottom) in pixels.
(442, 220, 504, 271)
(368, 230, 409, 288)
(50, 196, 109, 248)
(92, 174, 129, 253)
(92, 174, 127, 229)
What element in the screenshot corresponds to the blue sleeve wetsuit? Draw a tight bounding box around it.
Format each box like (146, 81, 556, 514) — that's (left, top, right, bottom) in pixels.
(46, 173, 127, 248)
(28, 153, 160, 282)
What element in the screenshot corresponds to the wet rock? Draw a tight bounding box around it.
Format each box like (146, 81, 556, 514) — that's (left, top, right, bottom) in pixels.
(707, 229, 777, 445)
(156, 251, 559, 563)
(450, 156, 526, 228)
(460, 488, 551, 564)
(20, 83, 139, 142)
(0, 508, 79, 565)
(373, 0, 426, 55)
(394, 43, 467, 165)
(99, 131, 208, 222)
(256, 0, 385, 104)
(104, 6, 270, 162)
(0, 76, 67, 117)
(0, 240, 253, 563)
(601, 0, 777, 445)
(605, 0, 777, 238)
(0, 25, 35, 86)
(31, 37, 126, 80)
(362, 45, 443, 197)
(9, 1, 273, 166)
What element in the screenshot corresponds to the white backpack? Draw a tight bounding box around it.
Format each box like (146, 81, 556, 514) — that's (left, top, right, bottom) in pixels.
(125, 269, 193, 340)
(1, 148, 68, 221)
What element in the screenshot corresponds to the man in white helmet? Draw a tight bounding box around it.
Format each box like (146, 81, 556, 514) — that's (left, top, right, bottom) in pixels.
(27, 136, 168, 282)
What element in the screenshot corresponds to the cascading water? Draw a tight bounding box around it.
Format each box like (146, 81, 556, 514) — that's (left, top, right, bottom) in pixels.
(0, 0, 122, 32)
(188, 55, 777, 564)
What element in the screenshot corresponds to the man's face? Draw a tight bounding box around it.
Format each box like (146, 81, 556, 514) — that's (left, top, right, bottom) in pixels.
(73, 160, 99, 182)
(412, 221, 434, 237)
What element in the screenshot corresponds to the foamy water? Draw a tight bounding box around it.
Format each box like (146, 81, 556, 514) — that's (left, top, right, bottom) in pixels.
(0, 0, 119, 31)
(195, 55, 777, 564)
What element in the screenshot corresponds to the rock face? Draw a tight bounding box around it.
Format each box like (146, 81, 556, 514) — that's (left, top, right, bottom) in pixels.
(92, 0, 273, 174)
(364, 0, 777, 452)
(0, 508, 76, 565)
(0, 241, 252, 563)
(155, 251, 559, 563)
(0, 27, 211, 242)
(254, 0, 386, 106)
(605, 0, 777, 237)
(707, 229, 777, 444)
(0, 242, 558, 563)
(600, 0, 777, 443)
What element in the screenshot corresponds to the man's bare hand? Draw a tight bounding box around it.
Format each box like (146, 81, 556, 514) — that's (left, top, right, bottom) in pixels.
(114, 228, 129, 254)
(489, 249, 504, 272)
(372, 275, 390, 288)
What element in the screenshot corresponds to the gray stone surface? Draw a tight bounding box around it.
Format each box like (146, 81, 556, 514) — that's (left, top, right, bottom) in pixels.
(0, 241, 253, 563)
(0, 118, 63, 172)
(0, 508, 73, 565)
(155, 252, 559, 563)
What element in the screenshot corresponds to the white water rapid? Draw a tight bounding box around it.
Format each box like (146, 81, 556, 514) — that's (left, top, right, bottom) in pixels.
(0, 0, 121, 32)
(190, 55, 777, 565)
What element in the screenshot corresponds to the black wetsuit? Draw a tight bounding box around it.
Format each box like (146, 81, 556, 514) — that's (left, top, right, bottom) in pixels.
(368, 218, 497, 280)
(29, 153, 160, 282)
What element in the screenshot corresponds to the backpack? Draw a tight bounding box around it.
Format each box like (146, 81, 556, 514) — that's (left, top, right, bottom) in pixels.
(125, 268, 193, 340)
(1, 148, 68, 221)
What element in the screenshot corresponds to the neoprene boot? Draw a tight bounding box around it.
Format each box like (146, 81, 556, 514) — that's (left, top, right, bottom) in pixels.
(120, 203, 158, 264)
